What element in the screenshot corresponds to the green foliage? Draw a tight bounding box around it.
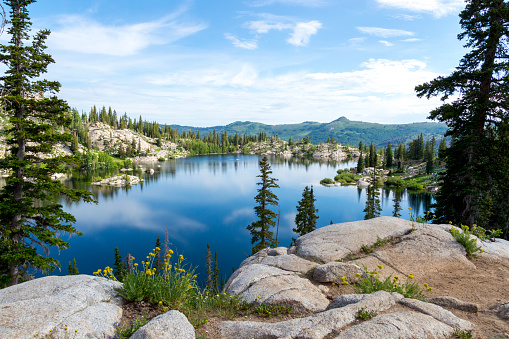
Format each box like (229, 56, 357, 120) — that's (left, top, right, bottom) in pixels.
(293, 186, 319, 236)
(453, 328, 473, 339)
(68, 258, 79, 275)
(405, 180, 423, 191)
(449, 226, 482, 258)
(364, 167, 382, 220)
(113, 247, 126, 282)
(320, 178, 334, 185)
(247, 157, 280, 254)
(416, 1, 509, 235)
(334, 170, 360, 185)
(111, 315, 148, 339)
(354, 265, 431, 301)
(361, 236, 392, 254)
(0, 0, 95, 286)
(356, 307, 377, 320)
(384, 176, 405, 187)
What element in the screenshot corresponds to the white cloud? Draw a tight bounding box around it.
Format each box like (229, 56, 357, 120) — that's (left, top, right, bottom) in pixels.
(245, 20, 293, 33)
(225, 33, 258, 50)
(287, 20, 322, 46)
(401, 38, 421, 42)
(223, 208, 254, 224)
(48, 14, 207, 56)
(357, 26, 414, 38)
(375, 0, 464, 18)
(390, 14, 421, 21)
(379, 40, 394, 46)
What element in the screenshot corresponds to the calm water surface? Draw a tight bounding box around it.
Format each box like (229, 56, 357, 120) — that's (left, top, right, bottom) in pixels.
(50, 154, 433, 284)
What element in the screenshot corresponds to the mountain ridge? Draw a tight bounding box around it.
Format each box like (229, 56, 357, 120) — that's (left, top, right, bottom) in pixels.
(170, 116, 448, 147)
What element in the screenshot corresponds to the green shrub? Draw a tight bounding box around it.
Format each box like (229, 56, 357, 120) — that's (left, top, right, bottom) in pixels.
(406, 180, 423, 191)
(354, 265, 431, 301)
(449, 225, 482, 257)
(385, 176, 405, 187)
(320, 178, 334, 185)
(158, 157, 166, 162)
(334, 170, 360, 185)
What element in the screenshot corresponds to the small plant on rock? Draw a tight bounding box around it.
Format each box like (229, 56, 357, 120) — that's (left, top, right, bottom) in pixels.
(356, 307, 377, 320)
(449, 225, 482, 257)
(453, 328, 473, 339)
(354, 265, 432, 301)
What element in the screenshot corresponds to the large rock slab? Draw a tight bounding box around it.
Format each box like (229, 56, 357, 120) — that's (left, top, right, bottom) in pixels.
(131, 311, 195, 339)
(225, 264, 329, 313)
(428, 296, 479, 313)
(313, 262, 366, 284)
(258, 254, 319, 275)
(220, 291, 396, 339)
(373, 226, 476, 278)
(0, 275, 123, 338)
(334, 311, 454, 339)
(295, 217, 414, 262)
(399, 298, 474, 331)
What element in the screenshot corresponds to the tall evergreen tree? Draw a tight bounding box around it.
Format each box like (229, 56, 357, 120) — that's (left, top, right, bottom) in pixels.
(154, 236, 161, 274)
(212, 251, 220, 292)
(357, 153, 365, 173)
(247, 156, 279, 254)
(392, 189, 402, 218)
(416, 0, 509, 232)
(113, 247, 125, 282)
(68, 258, 78, 275)
(293, 186, 319, 237)
(363, 158, 382, 220)
(385, 143, 393, 168)
(0, 0, 94, 286)
(205, 243, 213, 290)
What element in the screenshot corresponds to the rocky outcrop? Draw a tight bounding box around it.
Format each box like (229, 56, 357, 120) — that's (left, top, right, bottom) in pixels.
(130, 311, 195, 339)
(225, 264, 329, 313)
(91, 174, 143, 187)
(0, 275, 123, 338)
(294, 216, 413, 262)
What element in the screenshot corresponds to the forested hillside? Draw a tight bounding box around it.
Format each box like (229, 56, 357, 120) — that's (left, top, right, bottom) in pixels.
(170, 117, 447, 147)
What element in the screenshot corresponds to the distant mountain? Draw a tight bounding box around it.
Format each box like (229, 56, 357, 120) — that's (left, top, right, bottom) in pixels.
(170, 117, 448, 147)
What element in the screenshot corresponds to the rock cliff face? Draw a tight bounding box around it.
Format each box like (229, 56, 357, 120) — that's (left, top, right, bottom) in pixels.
(2, 217, 509, 338)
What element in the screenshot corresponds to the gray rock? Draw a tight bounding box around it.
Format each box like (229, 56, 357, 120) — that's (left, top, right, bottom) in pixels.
(326, 294, 366, 310)
(313, 262, 366, 284)
(221, 291, 395, 339)
(238, 248, 270, 268)
(259, 254, 319, 274)
(130, 311, 195, 339)
(0, 275, 123, 338)
(428, 296, 479, 313)
(373, 226, 476, 279)
(334, 311, 454, 339)
(268, 247, 289, 256)
(225, 264, 329, 313)
(295, 217, 414, 263)
(399, 298, 474, 331)
(479, 238, 509, 260)
(489, 302, 509, 319)
(288, 246, 297, 254)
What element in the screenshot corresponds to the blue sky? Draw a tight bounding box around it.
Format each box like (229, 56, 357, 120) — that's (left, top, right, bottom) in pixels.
(11, 0, 467, 126)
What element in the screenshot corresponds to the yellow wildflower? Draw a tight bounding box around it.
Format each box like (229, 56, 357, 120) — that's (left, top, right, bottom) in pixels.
(156, 247, 160, 251)
(377, 264, 383, 270)
(355, 273, 361, 277)
(162, 306, 169, 312)
(158, 301, 163, 306)
(134, 263, 138, 267)
(258, 296, 261, 299)
(149, 252, 155, 257)
(168, 249, 174, 254)
(424, 283, 429, 289)
(179, 254, 184, 260)
(408, 273, 414, 279)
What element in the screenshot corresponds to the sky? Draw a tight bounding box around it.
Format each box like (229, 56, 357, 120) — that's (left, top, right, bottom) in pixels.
(3, 0, 468, 126)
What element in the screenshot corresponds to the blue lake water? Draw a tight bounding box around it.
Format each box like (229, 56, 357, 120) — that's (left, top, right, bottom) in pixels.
(50, 154, 433, 285)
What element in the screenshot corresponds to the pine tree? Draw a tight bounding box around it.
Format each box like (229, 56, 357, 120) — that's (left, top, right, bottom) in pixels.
(212, 251, 220, 292)
(0, 0, 95, 286)
(293, 186, 319, 237)
(416, 0, 509, 231)
(247, 156, 279, 254)
(357, 153, 364, 173)
(385, 143, 393, 168)
(392, 190, 402, 218)
(205, 243, 213, 290)
(68, 258, 78, 275)
(363, 159, 382, 220)
(113, 247, 125, 282)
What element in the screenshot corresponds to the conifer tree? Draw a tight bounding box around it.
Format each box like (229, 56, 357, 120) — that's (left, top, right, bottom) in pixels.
(385, 143, 393, 168)
(205, 243, 213, 290)
(212, 251, 220, 292)
(357, 153, 364, 173)
(113, 247, 126, 282)
(0, 0, 95, 286)
(68, 258, 78, 275)
(247, 156, 279, 254)
(392, 190, 402, 218)
(416, 0, 509, 231)
(363, 159, 382, 220)
(293, 186, 319, 236)
(154, 236, 162, 274)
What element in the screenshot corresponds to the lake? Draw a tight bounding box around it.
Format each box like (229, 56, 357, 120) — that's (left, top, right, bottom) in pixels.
(48, 154, 433, 285)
